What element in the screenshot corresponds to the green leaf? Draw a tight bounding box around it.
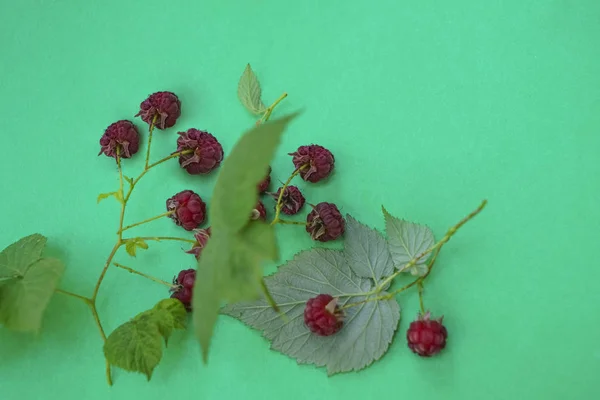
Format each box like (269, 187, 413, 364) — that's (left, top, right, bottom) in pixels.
(193, 222, 278, 362)
(237, 63, 267, 115)
(125, 238, 149, 257)
(0, 257, 65, 332)
(97, 191, 124, 205)
(124, 175, 134, 186)
(210, 112, 299, 232)
(382, 206, 434, 276)
(0, 234, 46, 276)
(104, 298, 187, 380)
(222, 248, 401, 375)
(343, 215, 394, 283)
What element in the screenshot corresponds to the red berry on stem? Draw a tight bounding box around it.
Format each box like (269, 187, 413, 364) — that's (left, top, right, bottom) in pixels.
(306, 202, 345, 242)
(135, 91, 181, 130)
(185, 227, 211, 259)
(166, 190, 206, 231)
(289, 144, 335, 183)
(98, 120, 140, 159)
(406, 311, 448, 357)
(257, 166, 272, 193)
(170, 268, 196, 311)
(270, 185, 305, 215)
(304, 294, 344, 336)
(176, 129, 224, 175)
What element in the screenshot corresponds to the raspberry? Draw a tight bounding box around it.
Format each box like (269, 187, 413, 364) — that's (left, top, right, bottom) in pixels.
(166, 190, 206, 231)
(251, 200, 267, 221)
(270, 185, 305, 215)
(289, 144, 335, 183)
(169, 268, 196, 311)
(303, 294, 344, 336)
(98, 120, 140, 159)
(135, 91, 181, 130)
(406, 311, 448, 357)
(185, 227, 211, 259)
(306, 202, 345, 242)
(176, 129, 224, 175)
(257, 166, 272, 193)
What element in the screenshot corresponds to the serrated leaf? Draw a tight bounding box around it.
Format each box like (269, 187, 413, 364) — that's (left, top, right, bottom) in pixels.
(238, 63, 267, 115)
(97, 191, 124, 205)
(124, 238, 148, 257)
(0, 258, 65, 332)
(210, 112, 299, 232)
(104, 298, 186, 380)
(222, 248, 401, 375)
(0, 234, 46, 276)
(382, 206, 435, 276)
(343, 215, 394, 282)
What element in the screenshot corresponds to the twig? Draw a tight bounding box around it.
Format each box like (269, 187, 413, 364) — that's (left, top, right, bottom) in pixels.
(113, 262, 176, 288)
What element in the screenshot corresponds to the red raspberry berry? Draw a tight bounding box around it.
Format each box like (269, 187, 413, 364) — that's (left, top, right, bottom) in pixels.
(185, 227, 211, 259)
(306, 202, 345, 242)
(304, 294, 344, 336)
(135, 91, 181, 130)
(98, 120, 140, 159)
(406, 311, 448, 357)
(257, 166, 272, 193)
(289, 144, 335, 183)
(166, 190, 206, 231)
(170, 268, 196, 311)
(251, 200, 267, 221)
(176, 129, 224, 175)
(270, 185, 305, 215)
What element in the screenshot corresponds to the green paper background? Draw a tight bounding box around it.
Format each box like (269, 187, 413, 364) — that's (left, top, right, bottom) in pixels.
(1, 0, 598, 398)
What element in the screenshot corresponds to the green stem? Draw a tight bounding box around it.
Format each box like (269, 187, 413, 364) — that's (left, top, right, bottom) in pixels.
(144, 115, 158, 169)
(277, 219, 307, 226)
(127, 236, 197, 244)
(55, 288, 91, 304)
(119, 210, 174, 233)
(270, 166, 306, 225)
(113, 263, 176, 288)
(418, 282, 425, 313)
(261, 92, 288, 123)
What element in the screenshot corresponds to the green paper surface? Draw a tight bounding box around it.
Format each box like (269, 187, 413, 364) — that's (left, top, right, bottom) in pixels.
(1, 0, 598, 399)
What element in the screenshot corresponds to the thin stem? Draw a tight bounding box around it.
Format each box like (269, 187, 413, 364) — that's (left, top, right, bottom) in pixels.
(55, 288, 91, 304)
(127, 236, 197, 244)
(271, 166, 306, 225)
(277, 219, 307, 226)
(113, 263, 176, 288)
(418, 282, 425, 313)
(144, 115, 158, 169)
(262, 92, 288, 123)
(119, 210, 174, 233)
(87, 302, 112, 385)
(92, 241, 122, 302)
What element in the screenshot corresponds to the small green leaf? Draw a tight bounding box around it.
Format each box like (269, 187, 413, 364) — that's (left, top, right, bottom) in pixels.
(124, 238, 149, 257)
(210, 112, 299, 232)
(382, 206, 435, 276)
(0, 257, 65, 332)
(124, 175, 134, 186)
(237, 63, 267, 115)
(104, 298, 187, 380)
(97, 191, 124, 205)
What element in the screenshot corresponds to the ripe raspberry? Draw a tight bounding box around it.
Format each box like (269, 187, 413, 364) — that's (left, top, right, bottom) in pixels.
(176, 129, 224, 175)
(257, 166, 272, 193)
(166, 190, 206, 231)
(98, 120, 140, 159)
(251, 200, 267, 221)
(185, 227, 211, 259)
(304, 294, 344, 336)
(289, 144, 335, 183)
(406, 311, 448, 357)
(270, 185, 305, 215)
(135, 91, 181, 130)
(169, 268, 196, 311)
(306, 202, 345, 242)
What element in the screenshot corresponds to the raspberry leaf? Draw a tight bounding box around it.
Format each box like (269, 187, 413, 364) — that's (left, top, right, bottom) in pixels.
(222, 248, 401, 375)
(0, 234, 65, 333)
(125, 238, 149, 257)
(382, 206, 435, 276)
(343, 215, 394, 283)
(238, 63, 267, 115)
(104, 298, 186, 380)
(210, 112, 299, 232)
(97, 191, 124, 205)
